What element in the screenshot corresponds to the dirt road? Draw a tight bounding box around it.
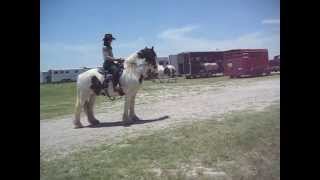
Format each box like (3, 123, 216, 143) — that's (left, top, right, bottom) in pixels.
(41, 75, 280, 161)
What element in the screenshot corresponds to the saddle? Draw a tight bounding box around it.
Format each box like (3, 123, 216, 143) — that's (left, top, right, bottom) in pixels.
(96, 66, 125, 97)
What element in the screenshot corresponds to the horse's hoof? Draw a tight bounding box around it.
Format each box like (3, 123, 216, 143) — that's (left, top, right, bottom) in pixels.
(132, 115, 140, 121)
(123, 120, 133, 126)
(73, 120, 83, 129)
(90, 119, 100, 125)
(74, 124, 83, 129)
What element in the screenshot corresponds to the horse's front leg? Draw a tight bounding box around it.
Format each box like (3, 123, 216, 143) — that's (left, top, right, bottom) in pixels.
(129, 94, 140, 121)
(122, 95, 130, 122)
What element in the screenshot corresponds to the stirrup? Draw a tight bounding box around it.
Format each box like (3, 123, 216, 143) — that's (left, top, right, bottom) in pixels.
(104, 89, 116, 101)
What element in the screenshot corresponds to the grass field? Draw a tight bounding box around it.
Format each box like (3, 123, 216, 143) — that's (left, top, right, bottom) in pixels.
(41, 102, 280, 180)
(40, 75, 279, 120)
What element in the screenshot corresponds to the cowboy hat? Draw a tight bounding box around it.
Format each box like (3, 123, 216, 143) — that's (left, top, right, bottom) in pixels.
(103, 33, 116, 41)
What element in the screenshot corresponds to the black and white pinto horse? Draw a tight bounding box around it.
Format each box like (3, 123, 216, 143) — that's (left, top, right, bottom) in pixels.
(152, 64, 177, 83)
(73, 47, 158, 128)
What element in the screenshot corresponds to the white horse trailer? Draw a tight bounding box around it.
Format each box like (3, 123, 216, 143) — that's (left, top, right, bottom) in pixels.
(50, 68, 91, 83)
(43, 68, 91, 83)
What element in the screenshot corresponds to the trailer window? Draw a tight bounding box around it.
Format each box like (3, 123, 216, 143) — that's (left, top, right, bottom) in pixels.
(74, 70, 79, 73)
(65, 71, 69, 73)
(54, 71, 58, 74)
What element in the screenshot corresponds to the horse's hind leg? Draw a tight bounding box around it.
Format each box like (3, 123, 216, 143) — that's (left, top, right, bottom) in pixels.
(84, 95, 100, 125)
(73, 89, 84, 128)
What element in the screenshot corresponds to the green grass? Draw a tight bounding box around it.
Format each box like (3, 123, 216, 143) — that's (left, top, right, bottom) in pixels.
(40, 83, 76, 119)
(40, 82, 105, 120)
(41, 102, 280, 180)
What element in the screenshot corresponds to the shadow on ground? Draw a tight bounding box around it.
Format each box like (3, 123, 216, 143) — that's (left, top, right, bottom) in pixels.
(86, 115, 170, 128)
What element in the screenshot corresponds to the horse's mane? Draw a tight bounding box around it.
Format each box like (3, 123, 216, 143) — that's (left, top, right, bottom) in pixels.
(123, 51, 141, 72)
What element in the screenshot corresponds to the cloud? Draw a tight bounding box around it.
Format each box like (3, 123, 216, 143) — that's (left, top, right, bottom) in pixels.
(262, 19, 280, 25)
(158, 25, 199, 40)
(155, 25, 280, 58)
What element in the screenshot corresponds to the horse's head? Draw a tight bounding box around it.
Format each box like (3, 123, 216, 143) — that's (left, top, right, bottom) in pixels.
(137, 46, 158, 78)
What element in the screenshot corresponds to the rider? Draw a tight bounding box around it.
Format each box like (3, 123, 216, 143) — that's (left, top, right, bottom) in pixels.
(102, 33, 125, 96)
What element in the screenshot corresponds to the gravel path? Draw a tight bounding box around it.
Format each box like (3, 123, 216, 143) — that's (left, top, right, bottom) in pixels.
(41, 76, 280, 161)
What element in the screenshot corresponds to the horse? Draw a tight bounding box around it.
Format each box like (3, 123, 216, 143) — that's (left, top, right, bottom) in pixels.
(73, 47, 158, 128)
(164, 65, 176, 78)
(152, 64, 177, 83)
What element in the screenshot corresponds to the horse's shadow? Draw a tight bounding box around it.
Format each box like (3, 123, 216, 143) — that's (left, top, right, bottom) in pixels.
(86, 115, 169, 128)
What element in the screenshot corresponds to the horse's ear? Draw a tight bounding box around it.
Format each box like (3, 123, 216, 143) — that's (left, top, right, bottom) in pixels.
(152, 46, 154, 50)
(145, 46, 148, 49)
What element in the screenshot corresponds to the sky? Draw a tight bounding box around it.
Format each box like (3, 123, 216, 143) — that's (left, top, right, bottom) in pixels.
(40, 0, 280, 71)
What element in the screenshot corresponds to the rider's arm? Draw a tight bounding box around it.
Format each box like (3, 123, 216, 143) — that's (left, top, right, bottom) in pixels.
(103, 47, 124, 62)
(103, 48, 117, 61)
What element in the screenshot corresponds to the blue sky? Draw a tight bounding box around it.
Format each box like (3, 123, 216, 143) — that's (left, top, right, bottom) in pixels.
(41, 0, 280, 71)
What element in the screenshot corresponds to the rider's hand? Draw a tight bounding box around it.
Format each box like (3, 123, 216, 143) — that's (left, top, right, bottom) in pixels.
(118, 58, 125, 62)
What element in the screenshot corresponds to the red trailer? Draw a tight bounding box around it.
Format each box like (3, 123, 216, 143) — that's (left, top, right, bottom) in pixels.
(223, 49, 270, 78)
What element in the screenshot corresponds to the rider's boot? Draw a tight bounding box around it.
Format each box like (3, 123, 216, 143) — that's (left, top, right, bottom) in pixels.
(113, 83, 125, 96)
(112, 76, 125, 96)
(112, 70, 125, 96)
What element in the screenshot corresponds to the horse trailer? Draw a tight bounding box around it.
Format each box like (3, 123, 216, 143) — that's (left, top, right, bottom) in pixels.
(174, 51, 224, 79)
(222, 49, 270, 78)
(269, 55, 280, 72)
(40, 67, 91, 83)
(40, 71, 50, 83)
(156, 57, 169, 66)
(168, 55, 180, 75)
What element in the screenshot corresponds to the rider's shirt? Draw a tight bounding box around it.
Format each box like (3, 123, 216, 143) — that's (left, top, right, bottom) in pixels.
(103, 45, 118, 69)
(103, 45, 116, 62)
